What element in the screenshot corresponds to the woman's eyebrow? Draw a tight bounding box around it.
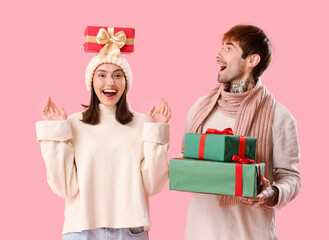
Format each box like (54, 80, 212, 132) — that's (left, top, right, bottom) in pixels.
(113, 69, 124, 73)
(96, 69, 108, 72)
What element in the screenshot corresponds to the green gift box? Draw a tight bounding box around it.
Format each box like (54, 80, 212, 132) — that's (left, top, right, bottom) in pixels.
(184, 129, 257, 162)
(169, 158, 264, 197)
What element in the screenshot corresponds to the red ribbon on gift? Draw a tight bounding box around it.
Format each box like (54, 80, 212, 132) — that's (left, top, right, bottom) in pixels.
(232, 155, 255, 164)
(198, 128, 233, 159)
(205, 128, 234, 135)
(232, 136, 260, 196)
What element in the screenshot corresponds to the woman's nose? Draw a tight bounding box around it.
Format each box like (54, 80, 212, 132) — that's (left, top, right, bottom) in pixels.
(106, 77, 115, 85)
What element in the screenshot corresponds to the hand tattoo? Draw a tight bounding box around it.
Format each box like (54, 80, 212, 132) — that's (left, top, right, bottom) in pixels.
(240, 186, 279, 208)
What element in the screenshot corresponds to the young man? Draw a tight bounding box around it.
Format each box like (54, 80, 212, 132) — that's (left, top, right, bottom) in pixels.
(182, 25, 301, 240)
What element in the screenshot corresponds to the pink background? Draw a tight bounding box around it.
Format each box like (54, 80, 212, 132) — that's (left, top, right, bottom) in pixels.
(1, 0, 328, 239)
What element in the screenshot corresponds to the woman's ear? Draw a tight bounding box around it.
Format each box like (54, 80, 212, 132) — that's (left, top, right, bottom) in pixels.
(247, 54, 261, 68)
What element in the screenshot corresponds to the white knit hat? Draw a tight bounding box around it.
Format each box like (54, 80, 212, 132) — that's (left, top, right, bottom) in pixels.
(85, 54, 132, 93)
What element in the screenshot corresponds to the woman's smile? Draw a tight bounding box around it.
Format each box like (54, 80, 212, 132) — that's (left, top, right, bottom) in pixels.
(102, 88, 117, 99)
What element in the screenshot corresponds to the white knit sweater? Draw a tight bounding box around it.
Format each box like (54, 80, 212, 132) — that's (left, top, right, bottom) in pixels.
(36, 104, 169, 234)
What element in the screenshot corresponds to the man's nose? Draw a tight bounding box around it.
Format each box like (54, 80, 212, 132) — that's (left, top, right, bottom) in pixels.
(216, 52, 222, 61)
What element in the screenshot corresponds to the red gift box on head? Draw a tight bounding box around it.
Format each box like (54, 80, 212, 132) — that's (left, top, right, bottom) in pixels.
(84, 26, 135, 54)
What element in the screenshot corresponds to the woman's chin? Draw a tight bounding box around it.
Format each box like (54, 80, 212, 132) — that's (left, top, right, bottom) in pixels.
(99, 92, 122, 107)
(100, 97, 119, 107)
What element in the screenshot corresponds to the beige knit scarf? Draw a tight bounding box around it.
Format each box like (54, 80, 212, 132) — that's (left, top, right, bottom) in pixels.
(189, 80, 276, 207)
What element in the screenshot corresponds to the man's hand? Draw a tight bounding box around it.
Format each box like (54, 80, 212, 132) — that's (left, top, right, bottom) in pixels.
(240, 174, 279, 208)
(42, 96, 67, 121)
(146, 98, 171, 123)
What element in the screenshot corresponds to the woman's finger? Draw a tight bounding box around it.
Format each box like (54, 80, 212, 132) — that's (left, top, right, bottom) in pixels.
(148, 106, 156, 116)
(46, 96, 51, 105)
(43, 97, 51, 114)
(42, 108, 47, 116)
(47, 97, 55, 113)
(42, 104, 47, 115)
(50, 100, 59, 113)
(163, 100, 168, 116)
(48, 105, 54, 113)
(47, 96, 53, 108)
(57, 104, 65, 114)
(156, 103, 161, 113)
(167, 107, 171, 119)
(44, 97, 50, 109)
(57, 104, 66, 118)
(160, 97, 165, 114)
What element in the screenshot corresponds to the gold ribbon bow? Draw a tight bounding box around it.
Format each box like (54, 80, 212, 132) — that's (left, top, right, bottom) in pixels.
(96, 28, 127, 59)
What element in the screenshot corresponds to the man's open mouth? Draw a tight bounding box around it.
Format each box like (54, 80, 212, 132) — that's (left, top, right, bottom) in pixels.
(218, 63, 227, 72)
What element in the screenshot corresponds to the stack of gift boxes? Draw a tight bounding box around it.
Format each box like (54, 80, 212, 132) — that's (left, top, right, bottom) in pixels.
(169, 128, 265, 197)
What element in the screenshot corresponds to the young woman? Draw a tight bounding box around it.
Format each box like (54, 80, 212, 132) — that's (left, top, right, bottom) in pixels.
(36, 43, 171, 240)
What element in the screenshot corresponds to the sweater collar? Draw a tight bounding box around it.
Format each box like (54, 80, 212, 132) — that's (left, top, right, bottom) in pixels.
(99, 103, 117, 115)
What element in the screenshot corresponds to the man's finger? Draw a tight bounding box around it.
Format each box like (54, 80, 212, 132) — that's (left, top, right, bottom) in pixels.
(239, 196, 255, 205)
(255, 193, 264, 200)
(240, 198, 251, 204)
(260, 174, 270, 188)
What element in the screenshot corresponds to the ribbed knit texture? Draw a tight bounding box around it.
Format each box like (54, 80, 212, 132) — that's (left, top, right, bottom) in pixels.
(189, 80, 276, 207)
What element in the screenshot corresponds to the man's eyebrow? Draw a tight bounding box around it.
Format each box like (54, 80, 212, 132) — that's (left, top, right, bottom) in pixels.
(225, 42, 236, 48)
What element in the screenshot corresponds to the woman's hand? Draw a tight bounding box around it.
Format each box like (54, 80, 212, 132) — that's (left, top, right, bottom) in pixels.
(42, 97, 67, 121)
(146, 98, 171, 123)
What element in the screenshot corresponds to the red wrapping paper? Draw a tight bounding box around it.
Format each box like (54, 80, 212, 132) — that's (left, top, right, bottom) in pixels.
(84, 26, 135, 53)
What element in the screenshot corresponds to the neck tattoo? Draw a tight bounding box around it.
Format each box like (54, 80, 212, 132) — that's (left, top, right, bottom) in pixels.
(229, 77, 255, 93)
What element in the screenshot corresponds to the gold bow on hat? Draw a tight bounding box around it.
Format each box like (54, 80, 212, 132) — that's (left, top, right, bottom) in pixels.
(96, 28, 127, 59)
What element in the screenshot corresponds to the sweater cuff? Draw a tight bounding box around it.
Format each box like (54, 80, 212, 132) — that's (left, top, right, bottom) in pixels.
(36, 120, 72, 142)
(142, 122, 169, 144)
(270, 184, 282, 209)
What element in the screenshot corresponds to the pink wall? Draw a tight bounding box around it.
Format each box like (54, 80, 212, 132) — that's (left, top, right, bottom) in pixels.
(1, 0, 327, 239)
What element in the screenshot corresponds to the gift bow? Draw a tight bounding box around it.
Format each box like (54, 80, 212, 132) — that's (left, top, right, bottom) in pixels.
(96, 28, 127, 59)
(199, 128, 233, 159)
(232, 154, 255, 164)
(205, 128, 233, 135)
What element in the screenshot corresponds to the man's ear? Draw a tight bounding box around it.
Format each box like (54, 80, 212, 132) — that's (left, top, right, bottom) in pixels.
(247, 54, 261, 68)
